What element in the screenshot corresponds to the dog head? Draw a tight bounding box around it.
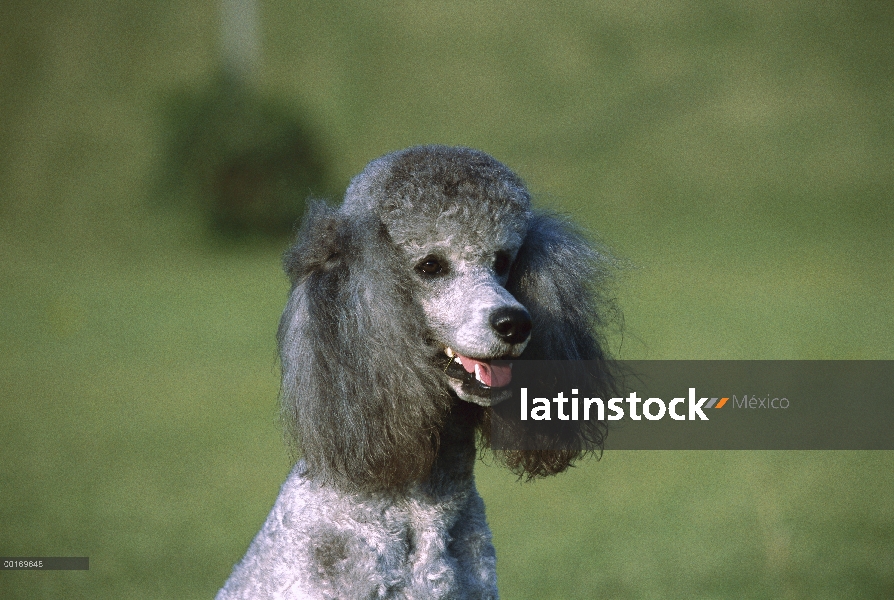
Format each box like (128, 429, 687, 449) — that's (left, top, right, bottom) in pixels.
(279, 146, 616, 490)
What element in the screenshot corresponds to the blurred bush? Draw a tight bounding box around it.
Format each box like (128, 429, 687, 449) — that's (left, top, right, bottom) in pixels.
(159, 72, 330, 238)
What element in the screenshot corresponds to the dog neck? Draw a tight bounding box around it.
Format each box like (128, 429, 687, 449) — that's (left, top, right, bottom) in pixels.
(302, 399, 483, 499)
(417, 400, 481, 499)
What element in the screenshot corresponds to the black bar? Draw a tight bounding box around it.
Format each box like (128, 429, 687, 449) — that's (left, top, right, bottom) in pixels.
(489, 360, 894, 450)
(0, 557, 89, 570)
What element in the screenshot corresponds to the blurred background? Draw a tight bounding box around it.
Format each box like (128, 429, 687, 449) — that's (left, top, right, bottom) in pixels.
(1, 1, 891, 598)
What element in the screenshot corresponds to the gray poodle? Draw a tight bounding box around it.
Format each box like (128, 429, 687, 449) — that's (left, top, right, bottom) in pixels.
(217, 146, 617, 599)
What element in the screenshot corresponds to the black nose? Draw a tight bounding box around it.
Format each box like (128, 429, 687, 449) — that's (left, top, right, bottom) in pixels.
(489, 307, 532, 345)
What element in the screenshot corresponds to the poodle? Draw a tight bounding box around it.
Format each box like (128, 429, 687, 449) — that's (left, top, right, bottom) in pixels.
(217, 145, 617, 599)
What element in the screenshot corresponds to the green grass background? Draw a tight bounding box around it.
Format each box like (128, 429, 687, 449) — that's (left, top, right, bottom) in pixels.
(1, 1, 892, 598)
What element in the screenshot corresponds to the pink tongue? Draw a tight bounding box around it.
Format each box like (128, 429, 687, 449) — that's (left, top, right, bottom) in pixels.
(456, 354, 513, 387)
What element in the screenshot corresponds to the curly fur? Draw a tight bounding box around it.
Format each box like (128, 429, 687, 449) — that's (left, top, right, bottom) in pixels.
(217, 146, 618, 599)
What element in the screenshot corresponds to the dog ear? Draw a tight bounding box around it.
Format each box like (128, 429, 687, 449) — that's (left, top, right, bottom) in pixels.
(508, 211, 616, 361)
(282, 200, 343, 281)
(278, 202, 451, 492)
(490, 211, 618, 479)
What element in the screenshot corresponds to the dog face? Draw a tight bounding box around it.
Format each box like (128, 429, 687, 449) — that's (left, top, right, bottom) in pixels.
(398, 212, 532, 406)
(343, 146, 534, 406)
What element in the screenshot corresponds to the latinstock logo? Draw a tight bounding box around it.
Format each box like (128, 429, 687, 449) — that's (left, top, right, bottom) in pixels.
(493, 360, 892, 451)
(519, 388, 746, 422)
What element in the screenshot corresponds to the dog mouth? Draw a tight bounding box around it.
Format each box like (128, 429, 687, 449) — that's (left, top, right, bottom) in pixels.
(443, 346, 513, 389)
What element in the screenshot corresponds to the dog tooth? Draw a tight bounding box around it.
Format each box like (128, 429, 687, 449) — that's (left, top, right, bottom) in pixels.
(445, 347, 455, 357)
(454, 356, 462, 364)
(474, 364, 482, 383)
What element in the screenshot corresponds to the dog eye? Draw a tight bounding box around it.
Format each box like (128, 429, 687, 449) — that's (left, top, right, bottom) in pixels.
(416, 256, 446, 276)
(493, 252, 511, 276)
